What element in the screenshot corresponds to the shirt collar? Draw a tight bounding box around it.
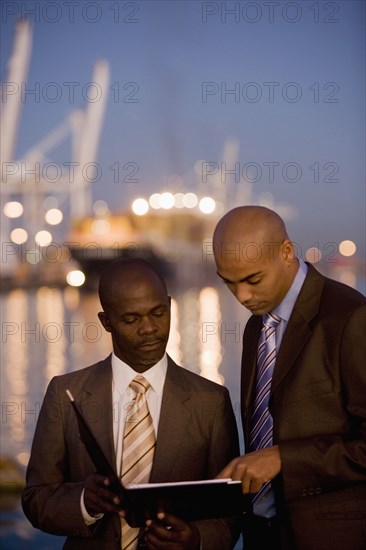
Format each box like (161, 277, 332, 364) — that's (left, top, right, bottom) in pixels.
(273, 258, 308, 322)
(111, 352, 168, 396)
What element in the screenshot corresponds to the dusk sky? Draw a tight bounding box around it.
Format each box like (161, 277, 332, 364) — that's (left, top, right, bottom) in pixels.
(1, 0, 365, 260)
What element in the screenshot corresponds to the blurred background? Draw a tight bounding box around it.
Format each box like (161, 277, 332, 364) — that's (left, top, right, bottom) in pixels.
(1, 1, 365, 548)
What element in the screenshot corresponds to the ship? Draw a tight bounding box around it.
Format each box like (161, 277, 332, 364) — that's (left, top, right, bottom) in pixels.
(66, 208, 219, 288)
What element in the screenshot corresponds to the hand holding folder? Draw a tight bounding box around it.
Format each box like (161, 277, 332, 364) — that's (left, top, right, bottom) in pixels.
(66, 389, 247, 527)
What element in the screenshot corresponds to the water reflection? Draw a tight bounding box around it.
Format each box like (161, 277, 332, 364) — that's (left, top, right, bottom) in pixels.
(1, 283, 239, 467)
(174, 288, 201, 371)
(0, 263, 364, 548)
(1, 282, 238, 549)
(166, 298, 183, 365)
(37, 287, 66, 384)
(3, 290, 29, 467)
(199, 287, 224, 385)
(1, 263, 364, 464)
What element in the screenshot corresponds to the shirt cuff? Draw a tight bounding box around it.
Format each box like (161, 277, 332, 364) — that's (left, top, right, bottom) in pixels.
(80, 488, 104, 525)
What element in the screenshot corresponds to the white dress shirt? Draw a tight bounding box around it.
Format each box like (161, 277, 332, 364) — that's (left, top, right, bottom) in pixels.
(111, 353, 168, 476)
(81, 353, 168, 524)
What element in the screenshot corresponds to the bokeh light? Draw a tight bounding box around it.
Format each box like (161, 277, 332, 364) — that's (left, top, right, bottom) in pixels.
(91, 219, 110, 235)
(339, 240, 356, 257)
(132, 198, 149, 215)
(174, 193, 185, 208)
(182, 193, 198, 208)
(35, 230, 52, 247)
(305, 247, 322, 264)
(160, 192, 175, 209)
(45, 208, 63, 225)
(66, 270, 86, 287)
(10, 227, 28, 244)
(4, 201, 24, 218)
(199, 197, 216, 214)
(149, 193, 161, 209)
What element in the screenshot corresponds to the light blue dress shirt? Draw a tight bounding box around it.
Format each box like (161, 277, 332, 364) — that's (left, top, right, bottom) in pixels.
(253, 259, 308, 518)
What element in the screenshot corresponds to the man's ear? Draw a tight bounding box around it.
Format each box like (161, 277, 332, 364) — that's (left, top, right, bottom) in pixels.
(98, 311, 112, 332)
(282, 240, 296, 263)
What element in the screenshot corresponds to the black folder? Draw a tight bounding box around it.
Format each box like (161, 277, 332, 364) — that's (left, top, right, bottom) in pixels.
(66, 389, 247, 526)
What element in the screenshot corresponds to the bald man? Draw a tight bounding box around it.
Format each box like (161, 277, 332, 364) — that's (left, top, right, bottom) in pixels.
(213, 206, 366, 550)
(22, 259, 240, 550)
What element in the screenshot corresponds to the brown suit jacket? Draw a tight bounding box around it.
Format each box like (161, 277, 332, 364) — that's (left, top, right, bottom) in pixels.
(22, 355, 240, 549)
(241, 264, 366, 550)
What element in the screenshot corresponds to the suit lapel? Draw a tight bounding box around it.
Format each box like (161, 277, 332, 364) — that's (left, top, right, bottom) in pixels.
(270, 265, 324, 396)
(81, 360, 121, 541)
(78, 355, 117, 474)
(74, 354, 193, 481)
(150, 356, 191, 482)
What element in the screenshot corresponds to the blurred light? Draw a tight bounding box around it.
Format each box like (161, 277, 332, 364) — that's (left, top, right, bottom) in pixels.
(160, 192, 175, 209)
(10, 227, 28, 244)
(64, 286, 80, 310)
(35, 230, 52, 247)
(43, 196, 58, 209)
(3, 289, 28, 446)
(174, 193, 185, 208)
(179, 289, 200, 368)
(45, 208, 63, 225)
(201, 349, 223, 366)
(199, 196, 216, 214)
(183, 193, 198, 208)
(199, 287, 224, 385)
(132, 198, 149, 215)
(91, 219, 110, 235)
(37, 287, 66, 379)
(149, 193, 161, 209)
(305, 246, 322, 263)
(4, 201, 23, 218)
(93, 200, 109, 216)
(17, 452, 30, 467)
(67, 270, 86, 287)
(339, 240, 356, 257)
(26, 249, 42, 264)
(166, 298, 182, 364)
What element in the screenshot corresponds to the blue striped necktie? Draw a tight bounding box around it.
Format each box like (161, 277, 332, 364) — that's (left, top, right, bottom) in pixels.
(249, 312, 281, 505)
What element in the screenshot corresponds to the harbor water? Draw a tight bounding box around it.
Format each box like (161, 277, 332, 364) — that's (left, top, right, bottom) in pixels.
(1, 278, 247, 549)
(1, 264, 364, 549)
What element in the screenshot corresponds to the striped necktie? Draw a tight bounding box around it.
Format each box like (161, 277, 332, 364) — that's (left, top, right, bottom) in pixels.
(121, 375, 156, 550)
(249, 312, 281, 505)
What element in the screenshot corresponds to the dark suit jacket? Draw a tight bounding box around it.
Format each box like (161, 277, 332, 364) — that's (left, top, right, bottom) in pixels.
(22, 355, 240, 550)
(241, 264, 366, 550)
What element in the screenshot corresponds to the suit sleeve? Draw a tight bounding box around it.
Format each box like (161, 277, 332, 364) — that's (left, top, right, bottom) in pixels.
(194, 387, 242, 550)
(21, 377, 96, 537)
(280, 303, 366, 500)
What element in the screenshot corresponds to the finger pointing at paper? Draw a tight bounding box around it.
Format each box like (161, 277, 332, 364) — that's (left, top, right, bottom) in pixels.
(216, 446, 282, 494)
